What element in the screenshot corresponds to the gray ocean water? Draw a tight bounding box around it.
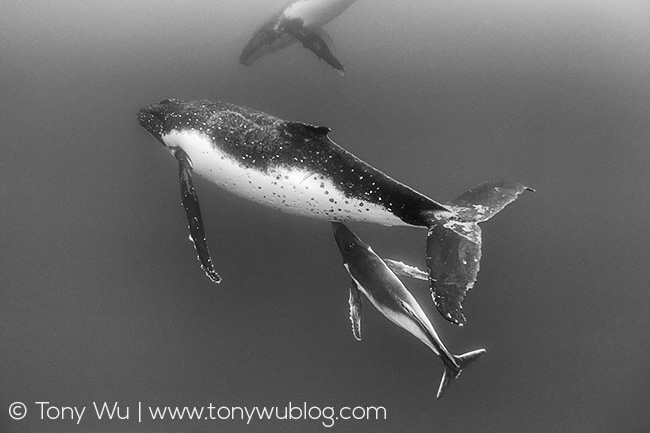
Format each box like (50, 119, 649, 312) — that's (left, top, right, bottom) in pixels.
(2, 1, 650, 432)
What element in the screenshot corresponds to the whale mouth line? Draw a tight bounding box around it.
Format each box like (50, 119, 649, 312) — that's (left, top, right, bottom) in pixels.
(137, 102, 178, 146)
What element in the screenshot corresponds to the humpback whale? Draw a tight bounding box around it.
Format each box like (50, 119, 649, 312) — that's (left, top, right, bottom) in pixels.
(137, 98, 531, 324)
(239, 0, 357, 76)
(331, 222, 485, 398)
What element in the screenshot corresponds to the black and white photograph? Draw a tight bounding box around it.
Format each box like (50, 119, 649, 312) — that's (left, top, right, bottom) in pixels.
(2, 1, 649, 432)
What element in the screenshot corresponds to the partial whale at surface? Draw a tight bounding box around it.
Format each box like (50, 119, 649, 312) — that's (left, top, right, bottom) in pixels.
(331, 222, 485, 398)
(239, 0, 357, 76)
(137, 98, 532, 324)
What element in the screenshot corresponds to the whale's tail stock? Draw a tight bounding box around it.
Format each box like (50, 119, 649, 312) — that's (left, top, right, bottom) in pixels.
(437, 348, 486, 398)
(425, 181, 533, 326)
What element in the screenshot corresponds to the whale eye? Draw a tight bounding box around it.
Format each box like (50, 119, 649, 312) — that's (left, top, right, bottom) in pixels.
(341, 241, 355, 253)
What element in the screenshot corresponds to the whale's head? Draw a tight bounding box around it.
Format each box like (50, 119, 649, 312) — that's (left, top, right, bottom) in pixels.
(332, 222, 371, 263)
(137, 98, 186, 145)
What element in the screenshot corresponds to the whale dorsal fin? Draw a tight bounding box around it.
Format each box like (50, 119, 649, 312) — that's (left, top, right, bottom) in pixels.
(286, 121, 331, 137)
(303, 123, 331, 135)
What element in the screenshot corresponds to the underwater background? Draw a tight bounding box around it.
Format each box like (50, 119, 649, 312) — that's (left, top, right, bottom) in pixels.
(2, 0, 650, 432)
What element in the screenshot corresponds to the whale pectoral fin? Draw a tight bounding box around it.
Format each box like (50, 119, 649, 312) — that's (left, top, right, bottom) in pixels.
(284, 19, 345, 75)
(451, 181, 534, 223)
(348, 279, 362, 341)
(384, 259, 428, 281)
(426, 221, 482, 326)
(174, 148, 222, 284)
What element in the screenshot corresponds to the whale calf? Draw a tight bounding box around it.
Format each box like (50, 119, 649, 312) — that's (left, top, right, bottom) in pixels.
(332, 222, 485, 398)
(240, 0, 357, 76)
(137, 98, 531, 324)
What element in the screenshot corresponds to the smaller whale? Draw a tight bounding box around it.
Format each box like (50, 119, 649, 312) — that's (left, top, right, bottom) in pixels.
(240, 0, 357, 76)
(332, 222, 485, 398)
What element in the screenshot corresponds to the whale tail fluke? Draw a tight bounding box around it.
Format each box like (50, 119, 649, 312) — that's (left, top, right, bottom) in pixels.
(436, 348, 486, 399)
(426, 181, 533, 326)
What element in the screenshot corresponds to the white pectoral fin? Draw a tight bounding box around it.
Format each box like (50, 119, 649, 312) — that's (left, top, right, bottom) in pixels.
(348, 279, 362, 341)
(384, 259, 428, 281)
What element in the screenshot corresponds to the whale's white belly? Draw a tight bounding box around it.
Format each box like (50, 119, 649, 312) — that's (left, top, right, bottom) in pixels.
(283, 0, 356, 28)
(162, 130, 409, 226)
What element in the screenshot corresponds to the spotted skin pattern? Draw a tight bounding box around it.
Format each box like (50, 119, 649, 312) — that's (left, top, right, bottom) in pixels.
(139, 99, 450, 227)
